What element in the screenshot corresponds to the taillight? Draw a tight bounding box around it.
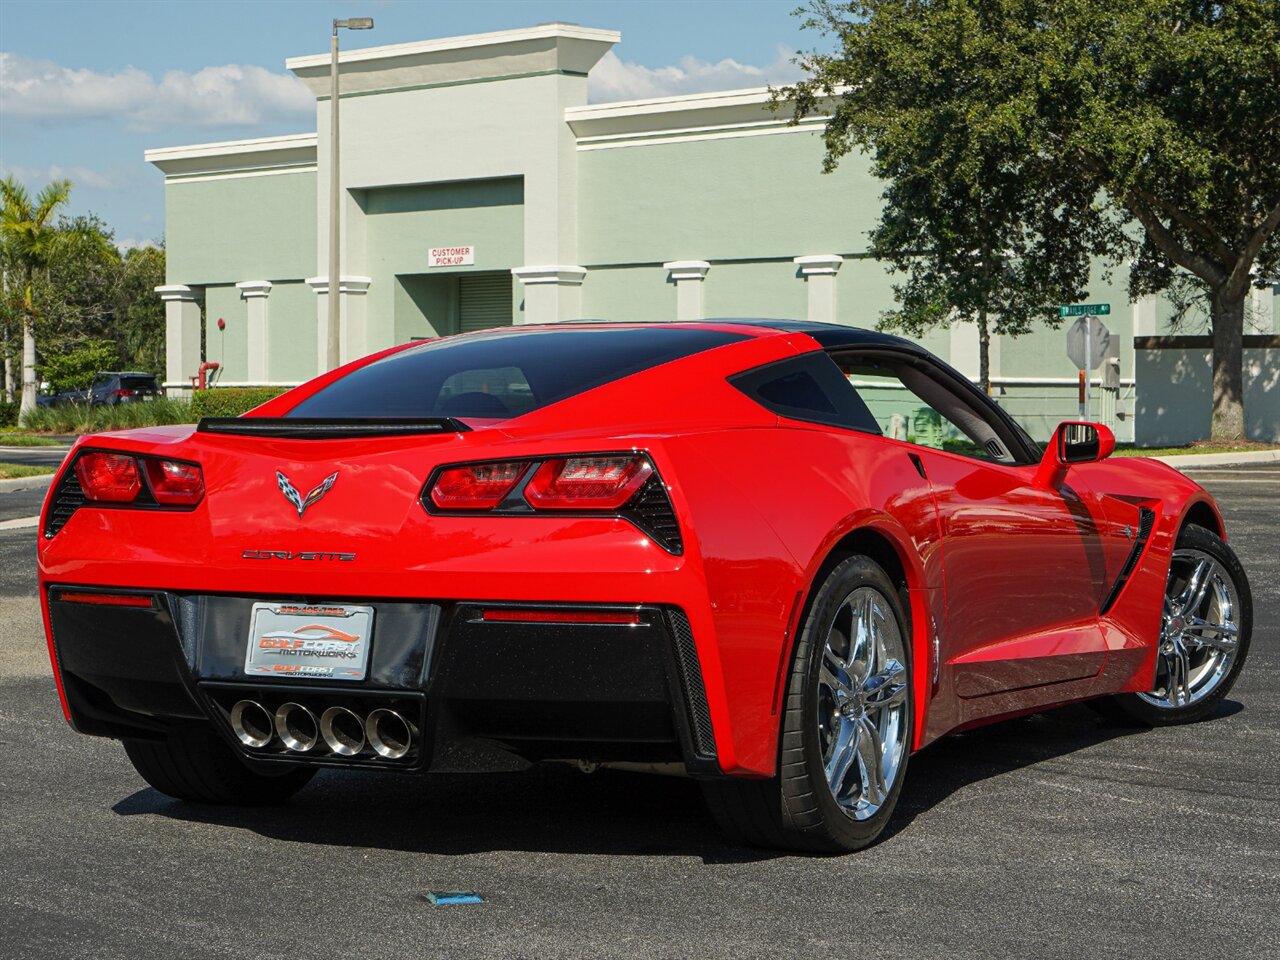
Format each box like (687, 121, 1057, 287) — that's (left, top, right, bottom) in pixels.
(144, 458, 205, 506)
(113, 389, 136, 398)
(524, 455, 653, 510)
(422, 452, 681, 554)
(75, 452, 142, 502)
(430, 461, 527, 510)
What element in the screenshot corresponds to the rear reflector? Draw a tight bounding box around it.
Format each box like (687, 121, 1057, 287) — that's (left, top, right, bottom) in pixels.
(431, 461, 527, 510)
(56, 591, 154, 608)
(144, 458, 205, 506)
(480, 608, 642, 625)
(523, 456, 653, 510)
(75, 452, 141, 503)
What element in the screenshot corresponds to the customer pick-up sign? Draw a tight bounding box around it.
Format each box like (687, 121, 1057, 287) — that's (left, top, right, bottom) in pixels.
(430, 246, 475, 267)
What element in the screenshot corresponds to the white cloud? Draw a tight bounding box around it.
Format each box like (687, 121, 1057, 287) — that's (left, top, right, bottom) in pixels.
(0, 52, 313, 132)
(588, 45, 803, 103)
(1, 162, 124, 191)
(116, 238, 159, 252)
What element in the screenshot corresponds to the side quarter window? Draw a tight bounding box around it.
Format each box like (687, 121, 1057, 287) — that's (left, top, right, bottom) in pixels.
(835, 355, 1016, 464)
(730, 352, 881, 433)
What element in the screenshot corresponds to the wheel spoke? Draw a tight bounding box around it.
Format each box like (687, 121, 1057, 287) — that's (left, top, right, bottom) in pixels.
(863, 658, 908, 710)
(1177, 559, 1213, 616)
(1163, 645, 1191, 706)
(854, 717, 888, 807)
(819, 654, 854, 698)
(866, 595, 882, 678)
(824, 720, 857, 797)
(849, 596, 873, 683)
(1182, 617, 1239, 652)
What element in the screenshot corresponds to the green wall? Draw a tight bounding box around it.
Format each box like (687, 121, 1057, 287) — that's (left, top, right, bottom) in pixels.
(267, 281, 316, 383)
(203, 285, 246, 381)
(166, 172, 316, 284)
(578, 133, 877, 265)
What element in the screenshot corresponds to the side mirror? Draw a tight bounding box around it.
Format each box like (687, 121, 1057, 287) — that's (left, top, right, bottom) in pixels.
(1034, 421, 1115, 487)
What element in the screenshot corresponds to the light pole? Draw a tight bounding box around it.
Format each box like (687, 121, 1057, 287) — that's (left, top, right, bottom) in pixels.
(327, 17, 374, 371)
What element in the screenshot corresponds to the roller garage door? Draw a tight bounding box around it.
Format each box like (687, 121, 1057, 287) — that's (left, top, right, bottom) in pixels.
(458, 273, 513, 332)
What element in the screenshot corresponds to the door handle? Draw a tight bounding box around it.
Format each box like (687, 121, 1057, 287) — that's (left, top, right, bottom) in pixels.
(908, 453, 927, 479)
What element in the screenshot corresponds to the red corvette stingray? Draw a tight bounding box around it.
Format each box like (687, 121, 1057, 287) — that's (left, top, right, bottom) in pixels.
(37, 320, 1252, 851)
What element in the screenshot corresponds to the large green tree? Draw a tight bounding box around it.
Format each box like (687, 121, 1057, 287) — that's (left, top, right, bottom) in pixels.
(778, 0, 1280, 439)
(0, 177, 113, 414)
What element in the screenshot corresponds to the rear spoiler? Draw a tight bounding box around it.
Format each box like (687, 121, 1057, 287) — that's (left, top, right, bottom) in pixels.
(196, 417, 471, 439)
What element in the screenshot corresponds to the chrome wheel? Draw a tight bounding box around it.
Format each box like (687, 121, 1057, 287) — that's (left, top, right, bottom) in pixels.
(816, 586, 909, 821)
(1138, 547, 1242, 709)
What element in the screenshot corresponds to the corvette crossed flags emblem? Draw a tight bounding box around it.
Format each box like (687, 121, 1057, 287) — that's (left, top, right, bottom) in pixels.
(276, 471, 339, 519)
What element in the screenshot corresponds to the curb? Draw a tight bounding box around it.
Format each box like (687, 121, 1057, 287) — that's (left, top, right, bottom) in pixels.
(0, 475, 54, 493)
(1152, 450, 1280, 469)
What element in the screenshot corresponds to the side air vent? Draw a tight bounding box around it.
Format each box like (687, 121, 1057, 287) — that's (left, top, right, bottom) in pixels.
(985, 438, 1006, 460)
(623, 475, 683, 555)
(667, 610, 715, 758)
(1100, 506, 1157, 615)
(44, 469, 87, 539)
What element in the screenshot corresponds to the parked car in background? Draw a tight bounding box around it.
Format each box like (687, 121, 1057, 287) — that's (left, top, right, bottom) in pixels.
(46, 372, 161, 407)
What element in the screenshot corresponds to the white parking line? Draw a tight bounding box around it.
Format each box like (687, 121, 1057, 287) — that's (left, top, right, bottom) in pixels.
(0, 516, 38, 530)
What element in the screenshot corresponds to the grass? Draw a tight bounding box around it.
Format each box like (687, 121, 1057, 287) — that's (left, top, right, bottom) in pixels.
(1114, 440, 1280, 457)
(19, 398, 196, 434)
(0, 462, 55, 480)
(0, 433, 66, 446)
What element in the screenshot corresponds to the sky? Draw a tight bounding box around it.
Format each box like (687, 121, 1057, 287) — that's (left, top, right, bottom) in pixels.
(0, 0, 813, 249)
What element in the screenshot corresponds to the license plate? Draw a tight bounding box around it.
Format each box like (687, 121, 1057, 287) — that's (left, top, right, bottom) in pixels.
(244, 602, 374, 681)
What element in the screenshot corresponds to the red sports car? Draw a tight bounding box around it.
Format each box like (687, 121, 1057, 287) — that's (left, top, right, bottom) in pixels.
(37, 320, 1253, 852)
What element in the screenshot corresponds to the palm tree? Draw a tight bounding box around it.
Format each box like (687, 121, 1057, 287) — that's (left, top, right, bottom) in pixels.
(0, 176, 100, 414)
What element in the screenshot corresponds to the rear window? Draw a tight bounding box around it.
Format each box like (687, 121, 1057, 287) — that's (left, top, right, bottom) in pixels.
(287, 327, 747, 420)
(119, 376, 158, 391)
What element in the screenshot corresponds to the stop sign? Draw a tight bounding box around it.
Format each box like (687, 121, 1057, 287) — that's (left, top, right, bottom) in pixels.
(1066, 316, 1111, 370)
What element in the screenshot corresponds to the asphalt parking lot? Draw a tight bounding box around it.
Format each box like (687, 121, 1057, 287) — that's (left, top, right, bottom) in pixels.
(2, 465, 1276, 960)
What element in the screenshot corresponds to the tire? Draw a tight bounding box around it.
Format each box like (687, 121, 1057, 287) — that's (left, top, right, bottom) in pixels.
(704, 555, 913, 852)
(123, 724, 316, 805)
(1095, 523, 1252, 727)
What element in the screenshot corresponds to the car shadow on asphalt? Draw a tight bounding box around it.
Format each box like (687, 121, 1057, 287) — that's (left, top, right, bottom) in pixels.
(111, 699, 1241, 862)
(882, 699, 1242, 842)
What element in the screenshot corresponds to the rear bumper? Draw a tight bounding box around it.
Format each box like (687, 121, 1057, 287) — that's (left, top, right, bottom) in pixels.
(43, 587, 721, 776)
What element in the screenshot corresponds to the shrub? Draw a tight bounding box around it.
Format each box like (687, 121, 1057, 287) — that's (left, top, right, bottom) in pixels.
(20, 398, 196, 434)
(190, 387, 287, 419)
(0, 400, 17, 428)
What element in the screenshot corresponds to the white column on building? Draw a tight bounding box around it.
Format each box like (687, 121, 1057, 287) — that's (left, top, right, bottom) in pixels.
(793, 255, 843, 323)
(663, 261, 711, 321)
(156, 284, 203, 388)
(1251, 281, 1276, 333)
(236, 281, 273, 383)
(511, 266, 586, 324)
(306, 276, 372, 371)
(1133, 294, 1158, 336)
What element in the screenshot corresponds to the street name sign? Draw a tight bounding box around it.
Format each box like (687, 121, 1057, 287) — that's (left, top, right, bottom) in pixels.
(1058, 303, 1111, 317)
